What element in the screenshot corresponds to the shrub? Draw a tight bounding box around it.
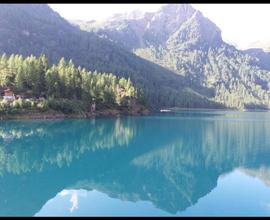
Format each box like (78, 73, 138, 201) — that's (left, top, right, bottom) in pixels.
(47, 98, 85, 114)
(37, 98, 49, 112)
(12, 98, 23, 109)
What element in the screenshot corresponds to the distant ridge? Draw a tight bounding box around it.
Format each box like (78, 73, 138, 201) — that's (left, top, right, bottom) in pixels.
(74, 4, 270, 110)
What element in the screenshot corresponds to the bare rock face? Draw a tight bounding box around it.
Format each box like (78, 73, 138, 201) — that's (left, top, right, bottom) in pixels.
(166, 10, 222, 50)
(80, 4, 220, 50)
(142, 4, 196, 46)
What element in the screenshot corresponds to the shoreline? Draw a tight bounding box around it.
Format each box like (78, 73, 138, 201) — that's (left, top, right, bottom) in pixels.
(1, 107, 269, 121)
(0, 108, 150, 120)
(164, 107, 270, 112)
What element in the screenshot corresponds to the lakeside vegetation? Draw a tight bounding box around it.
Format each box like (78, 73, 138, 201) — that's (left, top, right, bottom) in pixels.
(0, 53, 147, 118)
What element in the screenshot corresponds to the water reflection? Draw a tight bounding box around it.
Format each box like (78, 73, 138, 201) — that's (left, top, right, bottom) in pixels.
(0, 111, 270, 216)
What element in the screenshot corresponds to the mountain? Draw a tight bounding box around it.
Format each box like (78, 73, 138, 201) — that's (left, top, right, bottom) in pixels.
(247, 40, 270, 53)
(242, 167, 270, 188)
(0, 4, 223, 110)
(244, 48, 270, 71)
(243, 40, 270, 71)
(1, 4, 270, 110)
(74, 4, 270, 110)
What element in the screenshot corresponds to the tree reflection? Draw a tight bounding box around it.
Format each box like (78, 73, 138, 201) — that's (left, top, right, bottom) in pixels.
(0, 118, 136, 175)
(0, 112, 270, 216)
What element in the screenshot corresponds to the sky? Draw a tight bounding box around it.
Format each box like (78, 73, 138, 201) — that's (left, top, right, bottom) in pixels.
(49, 4, 270, 50)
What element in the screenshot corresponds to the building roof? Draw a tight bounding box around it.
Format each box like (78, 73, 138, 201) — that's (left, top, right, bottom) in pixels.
(3, 87, 14, 97)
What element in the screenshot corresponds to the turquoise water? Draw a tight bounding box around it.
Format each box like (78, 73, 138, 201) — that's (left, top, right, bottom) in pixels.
(1, 111, 270, 216)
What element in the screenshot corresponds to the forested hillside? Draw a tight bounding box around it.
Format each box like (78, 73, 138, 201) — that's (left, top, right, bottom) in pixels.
(2, 4, 270, 110)
(0, 4, 223, 110)
(76, 4, 270, 110)
(0, 53, 145, 116)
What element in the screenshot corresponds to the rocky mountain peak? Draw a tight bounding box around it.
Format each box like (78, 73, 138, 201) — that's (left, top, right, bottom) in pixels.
(168, 9, 222, 49)
(110, 10, 146, 21)
(159, 4, 196, 17)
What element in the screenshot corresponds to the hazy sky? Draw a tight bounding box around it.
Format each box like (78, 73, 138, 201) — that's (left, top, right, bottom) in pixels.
(49, 4, 270, 50)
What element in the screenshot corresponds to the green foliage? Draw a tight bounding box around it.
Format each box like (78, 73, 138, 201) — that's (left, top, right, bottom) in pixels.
(47, 98, 85, 114)
(36, 98, 49, 112)
(0, 54, 140, 115)
(0, 98, 34, 114)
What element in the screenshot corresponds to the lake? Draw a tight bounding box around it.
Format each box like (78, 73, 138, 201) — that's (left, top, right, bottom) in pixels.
(1, 110, 270, 216)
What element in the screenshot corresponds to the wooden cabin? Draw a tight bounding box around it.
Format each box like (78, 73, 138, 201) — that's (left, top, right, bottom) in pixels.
(3, 87, 15, 101)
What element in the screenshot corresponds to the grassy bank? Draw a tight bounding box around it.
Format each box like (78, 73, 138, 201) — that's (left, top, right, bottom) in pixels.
(0, 109, 150, 120)
(0, 98, 149, 120)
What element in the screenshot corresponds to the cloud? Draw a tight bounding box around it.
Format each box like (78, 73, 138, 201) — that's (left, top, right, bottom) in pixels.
(59, 190, 70, 197)
(58, 189, 88, 213)
(70, 192, 79, 212)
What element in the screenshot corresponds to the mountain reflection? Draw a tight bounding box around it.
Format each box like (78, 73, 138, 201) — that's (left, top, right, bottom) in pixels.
(1, 112, 270, 216)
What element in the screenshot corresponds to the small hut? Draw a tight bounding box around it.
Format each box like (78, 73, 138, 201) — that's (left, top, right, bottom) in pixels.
(3, 87, 15, 101)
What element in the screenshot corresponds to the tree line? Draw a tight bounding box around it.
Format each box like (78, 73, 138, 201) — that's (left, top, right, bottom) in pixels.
(0, 53, 143, 114)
